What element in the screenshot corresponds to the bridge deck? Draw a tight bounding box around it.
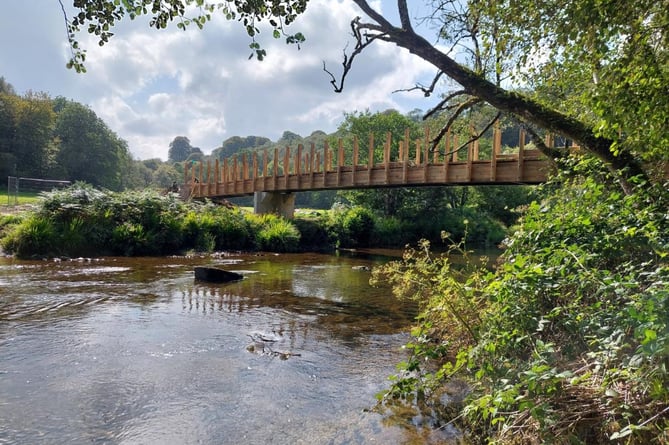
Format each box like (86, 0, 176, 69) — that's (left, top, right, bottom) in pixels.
(185, 127, 554, 199)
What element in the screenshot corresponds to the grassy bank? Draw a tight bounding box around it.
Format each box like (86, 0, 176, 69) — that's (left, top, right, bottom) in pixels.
(0, 184, 509, 259)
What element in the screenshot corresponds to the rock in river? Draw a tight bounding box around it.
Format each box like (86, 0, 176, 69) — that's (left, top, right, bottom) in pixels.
(194, 266, 244, 283)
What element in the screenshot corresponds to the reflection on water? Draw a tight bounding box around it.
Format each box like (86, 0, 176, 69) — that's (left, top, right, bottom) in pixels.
(0, 252, 460, 444)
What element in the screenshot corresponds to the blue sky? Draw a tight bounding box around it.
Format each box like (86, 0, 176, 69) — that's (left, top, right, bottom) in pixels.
(1, 1, 440, 160)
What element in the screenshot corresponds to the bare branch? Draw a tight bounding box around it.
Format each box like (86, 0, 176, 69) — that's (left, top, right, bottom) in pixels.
(438, 111, 501, 156)
(423, 89, 469, 120)
(324, 17, 385, 93)
(392, 71, 444, 97)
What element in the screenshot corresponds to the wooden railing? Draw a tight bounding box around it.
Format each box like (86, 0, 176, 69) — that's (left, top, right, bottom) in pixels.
(185, 126, 556, 199)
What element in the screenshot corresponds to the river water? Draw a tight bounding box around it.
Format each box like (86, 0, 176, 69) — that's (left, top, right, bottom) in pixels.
(0, 252, 460, 444)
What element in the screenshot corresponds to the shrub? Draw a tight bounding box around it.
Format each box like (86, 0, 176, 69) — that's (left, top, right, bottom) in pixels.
(327, 205, 375, 247)
(377, 160, 669, 443)
(248, 213, 301, 252)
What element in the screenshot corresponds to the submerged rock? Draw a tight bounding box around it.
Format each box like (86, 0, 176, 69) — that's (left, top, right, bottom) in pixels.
(194, 266, 243, 283)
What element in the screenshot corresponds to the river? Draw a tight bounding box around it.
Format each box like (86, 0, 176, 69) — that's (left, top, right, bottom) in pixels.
(0, 251, 461, 444)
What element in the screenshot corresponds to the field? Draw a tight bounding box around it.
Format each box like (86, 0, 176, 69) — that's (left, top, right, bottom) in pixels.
(0, 191, 41, 212)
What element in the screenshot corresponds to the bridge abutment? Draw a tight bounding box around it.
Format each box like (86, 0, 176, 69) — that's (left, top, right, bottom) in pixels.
(253, 191, 295, 219)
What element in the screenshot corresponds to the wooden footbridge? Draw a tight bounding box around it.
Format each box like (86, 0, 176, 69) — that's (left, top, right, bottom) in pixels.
(184, 126, 556, 216)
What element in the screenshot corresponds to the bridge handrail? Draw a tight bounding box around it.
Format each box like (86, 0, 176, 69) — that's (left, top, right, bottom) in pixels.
(185, 125, 559, 198)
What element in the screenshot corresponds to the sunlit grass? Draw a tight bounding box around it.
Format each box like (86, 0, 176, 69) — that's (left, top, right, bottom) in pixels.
(0, 191, 41, 207)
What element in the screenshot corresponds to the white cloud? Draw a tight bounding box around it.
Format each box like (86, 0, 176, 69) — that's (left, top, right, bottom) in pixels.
(1, 0, 438, 161)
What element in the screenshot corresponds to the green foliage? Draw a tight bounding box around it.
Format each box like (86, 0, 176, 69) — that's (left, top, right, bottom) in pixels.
(1, 214, 55, 258)
(327, 204, 375, 248)
(54, 99, 132, 191)
(292, 214, 331, 250)
(377, 159, 669, 443)
(65, 0, 309, 72)
(0, 184, 278, 257)
(247, 213, 301, 252)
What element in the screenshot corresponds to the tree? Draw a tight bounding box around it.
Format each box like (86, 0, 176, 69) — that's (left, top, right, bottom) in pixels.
(54, 99, 131, 190)
(0, 77, 16, 95)
(62, 0, 665, 193)
(7, 92, 56, 177)
(168, 136, 197, 163)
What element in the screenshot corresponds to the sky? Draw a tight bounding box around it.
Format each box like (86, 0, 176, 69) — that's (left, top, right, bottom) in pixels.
(1, 1, 440, 160)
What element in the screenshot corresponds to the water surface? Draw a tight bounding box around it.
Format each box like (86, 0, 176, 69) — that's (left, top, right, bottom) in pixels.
(0, 252, 458, 444)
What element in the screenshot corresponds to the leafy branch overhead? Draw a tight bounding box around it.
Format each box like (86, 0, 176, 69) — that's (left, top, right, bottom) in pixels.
(60, 0, 668, 192)
(59, 0, 307, 69)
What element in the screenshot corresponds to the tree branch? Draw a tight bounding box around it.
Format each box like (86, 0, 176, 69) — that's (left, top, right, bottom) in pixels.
(349, 0, 647, 189)
(323, 17, 385, 93)
(392, 71, 445, 97)
(423, 89, 469, 120)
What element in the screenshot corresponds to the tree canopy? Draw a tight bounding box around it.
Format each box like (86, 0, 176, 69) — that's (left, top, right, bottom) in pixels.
(61, 0, 667, 193)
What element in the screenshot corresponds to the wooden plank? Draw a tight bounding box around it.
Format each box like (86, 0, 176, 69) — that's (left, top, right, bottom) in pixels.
(384, 132, 391, 184)
(402, 141, 408, 183)
(491, 121, 499, 181)
(443, 129, 450, 182)
(232, 157, 238, 194)
(310, 142, 315, 188)
(518, 128, 525, 181)
(353, 136, 359, 185)
(467, 141, 473, 181)
(423, 128, 429, 182)
(296, 144, 302, 189)
(368, 133, 374, 185)
(273, 147, 279, 190)
(284, 146, 290, 189)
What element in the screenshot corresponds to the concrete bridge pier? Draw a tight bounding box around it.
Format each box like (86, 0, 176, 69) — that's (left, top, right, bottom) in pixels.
(253, 191, 295, 219)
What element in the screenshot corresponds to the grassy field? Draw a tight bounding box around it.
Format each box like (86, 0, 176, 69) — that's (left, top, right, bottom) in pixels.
(0, 191, 41, 208)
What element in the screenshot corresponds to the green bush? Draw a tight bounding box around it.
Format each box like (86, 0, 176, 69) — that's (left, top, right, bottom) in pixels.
(247, 213, 301, 252)
(327, 205, 375, 247)
(2, 214, 56, 258)
(292, 216, 331, 251)
(377, 160, 669, 443)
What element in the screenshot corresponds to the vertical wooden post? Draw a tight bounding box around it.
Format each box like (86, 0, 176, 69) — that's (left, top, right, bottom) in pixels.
(415, 139, 421, 167)
(323, 141, 330, 173)
(423, 127, 430, 182)
(353, 136, 359, 185)
(467, 140, 473, 181)
(452, 135, 459, 162)
(198, 161, 203, 194)
(284, 146, 291, 189)
(402, 141, 408, 183)
(252, 152, 258, 193)
(206, 160, 212, 195)
(518, 128, 526, 181)
(232, 157, 238, 194)
(223, 158, 228, 195)
(214, 159, 220, 195)
(310, 142, 315, 188)
(367, 133, 374, 186)
(404, 128, 410, 164)
(491, 120, 500, 181)
(296, 144, 303, 189)
(337, 139, 344, 186)
(273, 147, 279, 190)
(384, 132, 391, 184)
(443, 129, 450, 182)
